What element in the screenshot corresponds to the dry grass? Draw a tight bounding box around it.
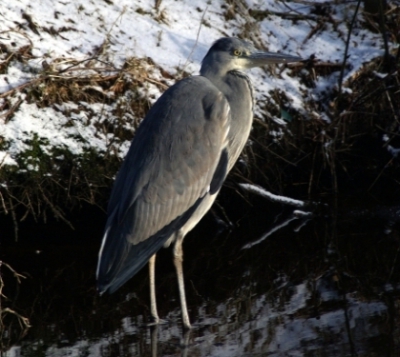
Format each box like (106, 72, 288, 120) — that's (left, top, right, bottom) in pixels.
(0, 50, 172, 239)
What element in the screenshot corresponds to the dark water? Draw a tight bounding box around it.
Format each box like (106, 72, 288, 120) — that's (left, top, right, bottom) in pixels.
(1, 193, 400, 356)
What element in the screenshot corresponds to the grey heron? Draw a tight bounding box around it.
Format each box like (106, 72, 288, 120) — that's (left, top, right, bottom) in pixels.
(96, 37, 301, 329)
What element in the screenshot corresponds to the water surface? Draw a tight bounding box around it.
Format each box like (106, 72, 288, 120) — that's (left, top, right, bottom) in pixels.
(2, 195, 400, 356)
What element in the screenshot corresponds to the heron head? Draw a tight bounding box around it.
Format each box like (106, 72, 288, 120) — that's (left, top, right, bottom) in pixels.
(200, 37, 302, 76)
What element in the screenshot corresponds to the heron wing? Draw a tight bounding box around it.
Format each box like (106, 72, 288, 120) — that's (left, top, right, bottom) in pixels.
(97, 76, 230, 293)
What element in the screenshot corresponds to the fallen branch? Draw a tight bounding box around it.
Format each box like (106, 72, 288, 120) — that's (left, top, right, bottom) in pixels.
(239, 183, 312, 208)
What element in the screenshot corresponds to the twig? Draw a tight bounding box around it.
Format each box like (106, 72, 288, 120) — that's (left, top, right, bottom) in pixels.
(0, 190, 7, 214)
(180, 6, 208, 76)
(368, 157, 394, 191)
(302, 20, 325, 45)
(0, 262, 26, 285)
(2, 98, 22, 123)
(143, 76, 169, 90)
(0, 308, 31, 329)
(337, 0, 362, 100)
(0, 78, 42, 98)
(37, 185, 74, 229)
(8, 196, 18, 242)
(57, 56, 105, 74)
(0, 61, 161, 100)
(0, 261, 30, 339)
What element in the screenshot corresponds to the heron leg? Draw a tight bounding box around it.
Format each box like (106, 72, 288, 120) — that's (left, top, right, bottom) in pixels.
(149, 254, 159, 324)
(150, 324, 159, 357)
(173, 232, 191, 330)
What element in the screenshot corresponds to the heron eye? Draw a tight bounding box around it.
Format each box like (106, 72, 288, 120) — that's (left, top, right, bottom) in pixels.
(233, 49, 242, 56)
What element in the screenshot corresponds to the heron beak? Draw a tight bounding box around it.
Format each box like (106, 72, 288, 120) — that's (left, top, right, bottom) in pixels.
(248, 51, 302, 66)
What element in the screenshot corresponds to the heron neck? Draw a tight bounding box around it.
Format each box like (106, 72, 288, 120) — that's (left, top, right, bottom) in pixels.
(202, 70, 254, 170)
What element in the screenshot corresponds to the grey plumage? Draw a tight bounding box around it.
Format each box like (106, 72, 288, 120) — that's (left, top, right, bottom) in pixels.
(97, 37, 302, 329)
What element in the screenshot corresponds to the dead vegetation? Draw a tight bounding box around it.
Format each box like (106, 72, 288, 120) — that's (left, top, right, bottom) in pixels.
(0, 261, 30, 351)
(241, 51, 400, 199)
(232, 1, 400, 202)
(0, 43, 173, 239)
(1, 1, 400, 239)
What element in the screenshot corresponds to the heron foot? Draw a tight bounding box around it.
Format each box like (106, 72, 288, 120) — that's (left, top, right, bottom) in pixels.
(182, 322, 192, 331)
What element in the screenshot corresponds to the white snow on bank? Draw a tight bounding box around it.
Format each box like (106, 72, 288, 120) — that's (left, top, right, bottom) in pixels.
(0, 0, 392, 170)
